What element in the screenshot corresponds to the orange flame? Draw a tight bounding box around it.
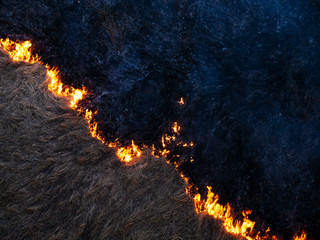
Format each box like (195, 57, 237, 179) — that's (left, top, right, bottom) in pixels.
(117, 140, 142, 162)
(293, 231, 307, 240)
(178, 97, 185, 105)
(0, 38, 308, 240)
(0, 38, 38, 63)
(0, 38, 141, 163)
(172, 121, 181, 133)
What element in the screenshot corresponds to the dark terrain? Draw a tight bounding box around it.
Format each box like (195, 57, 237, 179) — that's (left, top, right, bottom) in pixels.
(1, 0, 320, 239)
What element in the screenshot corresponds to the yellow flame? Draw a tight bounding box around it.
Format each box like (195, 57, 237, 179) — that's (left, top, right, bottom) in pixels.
(178, 97, 185, 105)
(293, 231, 307, 240)
(193, 187, 265, 240)
(117, 140, 142, 162)
(172, 122, 181, 133)
(47, 67, 63, 94)
(0, 38, 38, 63)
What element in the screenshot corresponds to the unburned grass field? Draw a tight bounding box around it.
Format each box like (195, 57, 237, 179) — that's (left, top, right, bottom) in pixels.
(0, 49, 239, 240)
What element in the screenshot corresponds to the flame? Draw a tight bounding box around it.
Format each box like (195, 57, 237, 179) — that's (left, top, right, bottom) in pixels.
(193, 187, 258, 240)
(46, 64, 86, 109)
(0, 38, 38, 63)
(0, 38, 308, 240)
(47, 67, 63, 94)
(293, 231, 307, 240)
(172, 121, 181, 133)
(117, 140, 142, 162)
(85, 109, 100, 139)
(178, 97, 185, 105)
(0, 38, 87, 110)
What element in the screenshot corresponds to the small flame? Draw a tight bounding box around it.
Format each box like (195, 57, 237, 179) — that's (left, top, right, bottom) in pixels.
(178, 97, 185, 105)
(194, 187, 258, 240)
(46, 65, 86, 109)
(293, 231, 307, 240)
(0, 38, 87, 110)
(117, 140, 142, 162)
(47, 67, 63, 94)
(172, 122, 181, 134)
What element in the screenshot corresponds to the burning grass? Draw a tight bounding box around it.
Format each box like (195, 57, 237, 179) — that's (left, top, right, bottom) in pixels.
(0, 49, 241, 239)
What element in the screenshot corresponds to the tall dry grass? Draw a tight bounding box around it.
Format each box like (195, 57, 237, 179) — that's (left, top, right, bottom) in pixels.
(0, 49, 239, 240)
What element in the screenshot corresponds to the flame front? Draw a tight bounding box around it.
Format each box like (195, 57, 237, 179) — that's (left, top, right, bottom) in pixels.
(0, 38, 38, 63)
(194, 187, 257, 240)
(0, 38, 308, 240)
(0, 38, 141, 163)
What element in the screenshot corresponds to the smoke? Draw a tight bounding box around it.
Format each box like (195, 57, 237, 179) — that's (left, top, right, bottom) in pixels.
(1, 0, 320, 238)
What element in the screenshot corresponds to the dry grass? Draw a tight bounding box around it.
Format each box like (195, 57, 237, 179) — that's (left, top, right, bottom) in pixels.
(0, 49, 239, 240)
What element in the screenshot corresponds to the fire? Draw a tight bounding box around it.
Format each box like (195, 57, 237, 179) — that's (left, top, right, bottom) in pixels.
(0, 38, 38, 63)
(0, 38, 308, 240)
(178, 97, 185, 105)
(117, 140, 142, 162)
(46, 63, 86, 109)
(293, 231, 307, 240)
(70, 87, 87, 108)
(0, 38, 87, 109)
(193, 187, 258, 240)
(85, 109, 100, 139)
(47, 67, 63, 94)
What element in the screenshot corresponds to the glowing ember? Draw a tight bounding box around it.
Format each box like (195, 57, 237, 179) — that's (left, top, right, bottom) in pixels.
(0, 38, 308, 240)
(117, 140, 142, 162)
(193, 187, 262, 240)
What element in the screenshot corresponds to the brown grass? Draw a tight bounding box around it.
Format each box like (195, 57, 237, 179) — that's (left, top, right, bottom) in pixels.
(0, 49, 239, 240)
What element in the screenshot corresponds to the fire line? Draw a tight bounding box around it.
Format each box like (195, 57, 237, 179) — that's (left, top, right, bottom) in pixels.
(0, 38, 308, 240)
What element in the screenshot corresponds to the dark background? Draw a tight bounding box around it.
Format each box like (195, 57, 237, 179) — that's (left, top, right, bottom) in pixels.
(1, 0, 320, 239)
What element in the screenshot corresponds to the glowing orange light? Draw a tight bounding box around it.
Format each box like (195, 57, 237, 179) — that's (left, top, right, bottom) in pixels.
(178, 97, 185, 105)
(172, 122, 181, 133)
(117, 140, 142, 162)
(193, 187, 263, 240)
(0, 38, 38, 63)
(293, 231, 307, 240)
